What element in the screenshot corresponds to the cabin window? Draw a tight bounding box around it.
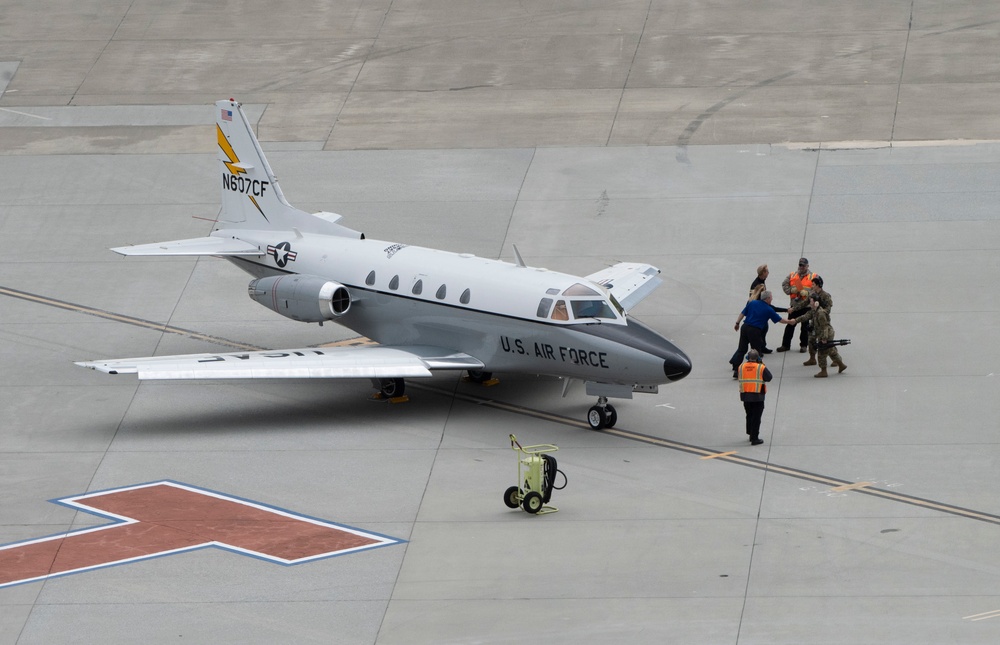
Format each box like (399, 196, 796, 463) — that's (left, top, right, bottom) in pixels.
(551, 300, 569, 321)
(412, 279, 423, 295)
(571, 299, 616, 320)
(389, 275, 399, 290)
(460, 288, 471, 304)
(536, 298, 553, 318)
(365, 270, 376, 286)
(436, 284, 447, 300)
(563, 283, 600, 297)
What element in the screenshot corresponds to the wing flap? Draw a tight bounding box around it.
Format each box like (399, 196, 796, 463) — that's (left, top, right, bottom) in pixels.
(111, 236, 263, 257)
(586, 263, 663, 312)
(76, 345, 482, 380)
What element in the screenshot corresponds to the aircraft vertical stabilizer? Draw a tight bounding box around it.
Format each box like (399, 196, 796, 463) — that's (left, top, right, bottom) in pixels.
(216, 99, 293, 226)
(214, 99, 361, 238)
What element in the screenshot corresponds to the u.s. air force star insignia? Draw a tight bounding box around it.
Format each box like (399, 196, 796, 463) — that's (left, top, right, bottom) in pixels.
(267, 241, 297, 267)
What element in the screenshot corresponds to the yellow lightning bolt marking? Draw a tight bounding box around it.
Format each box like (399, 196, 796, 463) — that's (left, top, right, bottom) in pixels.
(217, 124, 245, 176)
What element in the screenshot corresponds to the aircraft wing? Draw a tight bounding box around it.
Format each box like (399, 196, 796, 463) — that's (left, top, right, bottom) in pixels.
(585, 263, 663, 312)
(111, 236, 263, 257)
(75, 345, 484, 380)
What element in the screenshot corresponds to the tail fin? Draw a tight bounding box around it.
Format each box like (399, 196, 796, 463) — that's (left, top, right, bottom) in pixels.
(216, 99, 296, 228)
(214, 99, 361, 238)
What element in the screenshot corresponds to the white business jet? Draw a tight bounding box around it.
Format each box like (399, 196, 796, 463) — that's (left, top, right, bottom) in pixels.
(76, 99, 691, 430)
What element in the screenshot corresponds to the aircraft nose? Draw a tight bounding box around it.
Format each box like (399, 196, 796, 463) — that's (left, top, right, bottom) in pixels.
(624, 317, 691, 382)
(573, 316, 692, 384)
(664, 349, 692, 382)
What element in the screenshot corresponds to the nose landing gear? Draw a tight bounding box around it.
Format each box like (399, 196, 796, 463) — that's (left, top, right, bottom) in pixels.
(587, 396, 617, 430)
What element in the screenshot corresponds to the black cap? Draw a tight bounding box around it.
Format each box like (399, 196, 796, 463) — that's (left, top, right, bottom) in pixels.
(813, 275, 823, 287)
(798, 257, 809, 266)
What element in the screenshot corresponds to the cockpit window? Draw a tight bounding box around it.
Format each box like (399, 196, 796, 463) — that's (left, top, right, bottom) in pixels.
(563, 283, 600, 297)
(536, 297, 553, 318)
(609, 293, 625, 316)
(551, 300, 569, 321)
(571, 299, 617, 320)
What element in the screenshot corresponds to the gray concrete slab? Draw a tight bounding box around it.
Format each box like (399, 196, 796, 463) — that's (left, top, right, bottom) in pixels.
(2, 145, 998, 645)
(3, 1, 1000, 644)
(6, 2, 1000, 148)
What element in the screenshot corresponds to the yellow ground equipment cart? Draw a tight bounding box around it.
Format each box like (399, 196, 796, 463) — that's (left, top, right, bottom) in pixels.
(504, 434, 567, 514)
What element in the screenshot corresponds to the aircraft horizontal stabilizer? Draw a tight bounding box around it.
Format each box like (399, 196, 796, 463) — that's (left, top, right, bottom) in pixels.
(585, 263, 663, 312)
(75, 345, 483, 380)
(111, 236, 264, 257)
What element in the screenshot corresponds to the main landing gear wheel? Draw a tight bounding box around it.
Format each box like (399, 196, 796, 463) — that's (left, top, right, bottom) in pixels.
(503, 486, 521, 509)
(586, 397, 617, 430)
(379, 378, 405, 398)
(467, 370, 493, 384)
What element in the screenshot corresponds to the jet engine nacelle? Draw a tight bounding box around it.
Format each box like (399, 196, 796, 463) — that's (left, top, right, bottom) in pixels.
(248, 275, 351, 323)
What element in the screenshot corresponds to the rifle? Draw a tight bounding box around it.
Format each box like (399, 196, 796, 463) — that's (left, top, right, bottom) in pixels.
(816, 339, 851, 351)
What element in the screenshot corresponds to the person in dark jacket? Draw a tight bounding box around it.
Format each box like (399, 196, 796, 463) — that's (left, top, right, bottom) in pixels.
(748, 264, 785, 353)
(738, 349, 772, 445)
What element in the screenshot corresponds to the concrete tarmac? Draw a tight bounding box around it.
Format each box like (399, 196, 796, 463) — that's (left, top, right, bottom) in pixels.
(2, 2, 1000, 644)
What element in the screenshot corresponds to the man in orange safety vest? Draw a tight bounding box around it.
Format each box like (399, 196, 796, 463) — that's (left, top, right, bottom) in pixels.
(738, 349, 773, 445)
(777, 257, 817, 353)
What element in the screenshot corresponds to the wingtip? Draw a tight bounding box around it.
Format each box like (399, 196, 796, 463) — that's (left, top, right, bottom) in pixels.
(74, 361, 127, 375)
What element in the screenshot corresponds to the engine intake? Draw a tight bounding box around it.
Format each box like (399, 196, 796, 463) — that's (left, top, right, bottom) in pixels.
(248, 275, 351, 323)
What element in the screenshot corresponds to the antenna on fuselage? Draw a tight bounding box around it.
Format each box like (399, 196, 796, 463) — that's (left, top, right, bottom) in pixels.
(512, 244, 527, 268)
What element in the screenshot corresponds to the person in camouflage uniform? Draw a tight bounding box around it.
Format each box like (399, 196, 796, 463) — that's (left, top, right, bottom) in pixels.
(795, 276, 833, 367)
(778, 258, 817, 353)
(808, 292, 846, 378)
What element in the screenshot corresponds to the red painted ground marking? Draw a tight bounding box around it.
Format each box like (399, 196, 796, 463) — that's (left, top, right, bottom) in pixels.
(0, 481, 401, 588)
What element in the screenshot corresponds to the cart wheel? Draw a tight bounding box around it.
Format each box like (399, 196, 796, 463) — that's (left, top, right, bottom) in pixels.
(503, 486, 521, 509)
(587, 406, 606, 430)
(522, 491, 543, 514)
(605, 404, 618, 428)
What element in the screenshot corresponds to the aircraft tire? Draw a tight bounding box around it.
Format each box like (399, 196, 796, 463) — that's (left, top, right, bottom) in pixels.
(468, 370, 493, 384)
(503, 486, 521, 509)
(380, 378, 405, 398)
(605, 405, 618, 428)
(587, 406, 606, 430)
(522, 491, 543, 514)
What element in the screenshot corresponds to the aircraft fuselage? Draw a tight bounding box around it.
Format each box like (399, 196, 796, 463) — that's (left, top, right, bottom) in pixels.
(224, 230, 691, 387)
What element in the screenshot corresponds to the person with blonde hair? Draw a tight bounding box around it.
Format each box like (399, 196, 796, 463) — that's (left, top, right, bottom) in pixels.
(748, 264, 784, 352)
(749, 264, 769, 299)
